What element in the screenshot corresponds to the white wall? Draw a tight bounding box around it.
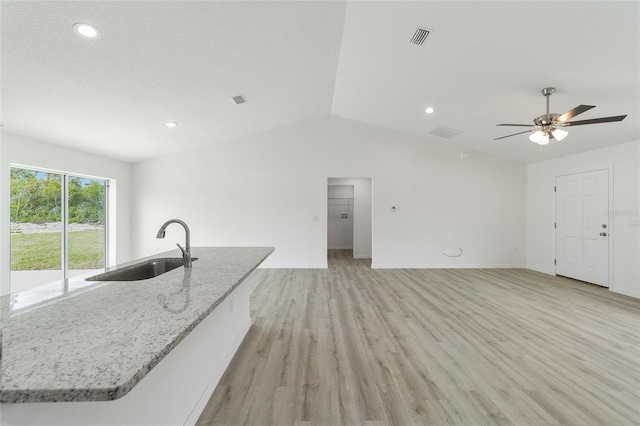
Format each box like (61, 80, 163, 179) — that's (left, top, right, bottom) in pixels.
(132, 116, 526, 269)
(328, 178, 372, 258)
(527, 140, 640, 298)
(0, 132, 132, 295)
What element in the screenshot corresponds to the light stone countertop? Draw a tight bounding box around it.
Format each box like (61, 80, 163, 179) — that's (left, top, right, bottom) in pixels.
(0, 246, 274, 403)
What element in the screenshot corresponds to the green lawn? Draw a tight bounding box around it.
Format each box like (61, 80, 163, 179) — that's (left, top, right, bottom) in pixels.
(10, 231, 105, 270)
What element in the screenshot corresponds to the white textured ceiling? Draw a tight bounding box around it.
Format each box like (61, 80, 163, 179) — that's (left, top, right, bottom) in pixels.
(2, 1, 639, 164)
(1, 1, 346, 162)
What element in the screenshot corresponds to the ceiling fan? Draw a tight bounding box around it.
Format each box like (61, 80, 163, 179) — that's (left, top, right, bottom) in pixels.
(494, 87, 627, 145)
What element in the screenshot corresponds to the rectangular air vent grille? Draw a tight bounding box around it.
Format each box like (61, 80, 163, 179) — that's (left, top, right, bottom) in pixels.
(429, 125, 464, 139)
(410, 27, 432, 45)
(232, 94, 247, 104)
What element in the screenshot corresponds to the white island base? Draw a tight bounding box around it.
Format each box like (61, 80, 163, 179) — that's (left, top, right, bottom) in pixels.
(1, 276, 251, 426)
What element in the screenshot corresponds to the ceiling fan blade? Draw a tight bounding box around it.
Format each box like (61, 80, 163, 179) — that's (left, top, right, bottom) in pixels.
(562, 115, 627, 126)
(493, 129, 533, 140)
(557, 105, 595, 122)
(496, 123, 533, 127)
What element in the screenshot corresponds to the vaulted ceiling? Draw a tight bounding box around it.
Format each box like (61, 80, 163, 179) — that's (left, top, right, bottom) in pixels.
(2, 1, 638, 164)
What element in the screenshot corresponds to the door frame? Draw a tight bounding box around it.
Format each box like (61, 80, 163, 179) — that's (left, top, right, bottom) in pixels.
(553, 166, 614, 289)
(9, 163, 110, 295)
(326, 177, 373, 264)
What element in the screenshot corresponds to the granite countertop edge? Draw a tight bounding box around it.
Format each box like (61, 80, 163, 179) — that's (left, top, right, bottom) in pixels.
(0, 246, 274, 404)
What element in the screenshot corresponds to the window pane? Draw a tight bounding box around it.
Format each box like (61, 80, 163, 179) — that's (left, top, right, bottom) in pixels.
(10, 168, 63, 292)
(68, 176, 106, 280)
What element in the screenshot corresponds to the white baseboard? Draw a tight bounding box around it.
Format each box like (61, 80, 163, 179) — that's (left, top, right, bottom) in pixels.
(328, 246, 353, 250)
(609, 287, 640, 299)
(371, 263, 526, 269)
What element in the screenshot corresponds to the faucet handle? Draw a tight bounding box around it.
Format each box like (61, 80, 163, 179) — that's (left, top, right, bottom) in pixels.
(176, 243, 192, 267)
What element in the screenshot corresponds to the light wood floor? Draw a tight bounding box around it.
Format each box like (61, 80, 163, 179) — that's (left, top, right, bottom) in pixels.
(197, 250, 640, 425)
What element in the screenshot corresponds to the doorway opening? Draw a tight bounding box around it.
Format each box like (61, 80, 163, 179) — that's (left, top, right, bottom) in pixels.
(327, 178, 372, 267)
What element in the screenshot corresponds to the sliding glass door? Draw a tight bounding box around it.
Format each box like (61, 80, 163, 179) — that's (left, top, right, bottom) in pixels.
(9, 168, 63, 292)
(67, 176, 107, 289)
(10, 166, 108, 302)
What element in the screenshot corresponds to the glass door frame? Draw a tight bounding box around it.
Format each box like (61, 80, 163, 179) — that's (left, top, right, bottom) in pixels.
(61, 173, 110, 284)
(9, 163, 110, 300)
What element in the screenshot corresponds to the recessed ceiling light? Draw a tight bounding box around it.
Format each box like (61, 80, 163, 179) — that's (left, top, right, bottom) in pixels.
(165, 121, 177, 128)
(73, 23, 100, 39)
(425, 107, 435, 114)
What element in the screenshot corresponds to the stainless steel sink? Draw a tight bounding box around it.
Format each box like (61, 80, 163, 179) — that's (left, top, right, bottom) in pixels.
(86, 257, 198, 281)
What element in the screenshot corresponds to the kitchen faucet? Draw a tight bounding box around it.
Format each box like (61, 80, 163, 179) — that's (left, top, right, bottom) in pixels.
(156, 219, 192, 267)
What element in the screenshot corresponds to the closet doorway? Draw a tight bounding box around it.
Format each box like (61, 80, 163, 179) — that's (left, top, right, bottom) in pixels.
(328, 185, 354, 250)
(327, 178, 372, 264)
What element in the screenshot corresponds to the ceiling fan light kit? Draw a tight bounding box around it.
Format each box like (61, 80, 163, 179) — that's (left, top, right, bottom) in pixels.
(529, 131, 549, 145)
(494, 87, 627, 144)
(529, 127, 568, 145)
(551, 128, 568, 141)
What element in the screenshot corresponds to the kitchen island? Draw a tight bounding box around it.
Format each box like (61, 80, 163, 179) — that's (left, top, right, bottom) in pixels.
(0, 246, 273, 425)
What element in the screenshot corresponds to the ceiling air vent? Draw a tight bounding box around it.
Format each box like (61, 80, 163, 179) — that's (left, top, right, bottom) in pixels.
(410, 27, 432, 46)
(232, 94, 247, 105)
(429, 125, 464, 139)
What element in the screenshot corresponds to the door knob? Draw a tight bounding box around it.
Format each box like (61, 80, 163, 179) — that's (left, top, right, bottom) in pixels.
(600, 232, 608, 236)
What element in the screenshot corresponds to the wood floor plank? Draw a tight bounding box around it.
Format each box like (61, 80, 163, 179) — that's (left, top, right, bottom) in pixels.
(197, 250, 640, 426)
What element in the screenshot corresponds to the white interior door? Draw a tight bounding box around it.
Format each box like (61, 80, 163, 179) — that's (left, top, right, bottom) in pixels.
(555, 170, 609, 287)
